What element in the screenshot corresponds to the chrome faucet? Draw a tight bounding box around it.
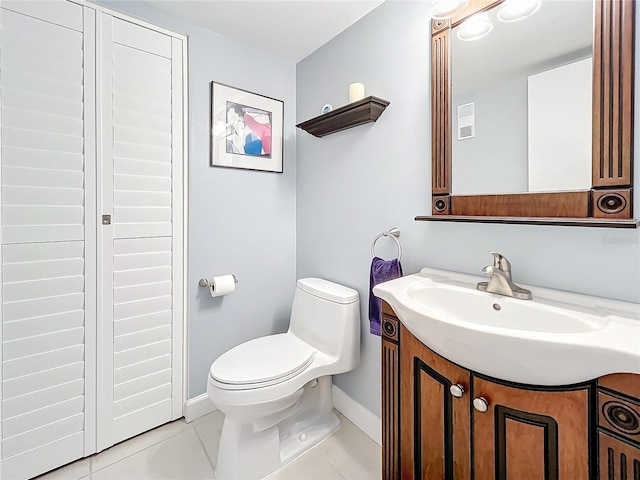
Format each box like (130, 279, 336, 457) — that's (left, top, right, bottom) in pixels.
(476, 252, 533, 300)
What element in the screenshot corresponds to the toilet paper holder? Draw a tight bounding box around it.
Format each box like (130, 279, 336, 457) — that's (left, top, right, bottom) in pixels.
(199, 275, 238, 288)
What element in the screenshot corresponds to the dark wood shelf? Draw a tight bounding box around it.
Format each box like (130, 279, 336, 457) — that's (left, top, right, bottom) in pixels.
(296, 96, 390, 137)
(415, 215, 640, 229)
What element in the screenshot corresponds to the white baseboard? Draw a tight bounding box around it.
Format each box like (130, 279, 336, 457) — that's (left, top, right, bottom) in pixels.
(184, 386, 382, 446)
(332, 384, 382, 446)
(184, 393, 217, 423)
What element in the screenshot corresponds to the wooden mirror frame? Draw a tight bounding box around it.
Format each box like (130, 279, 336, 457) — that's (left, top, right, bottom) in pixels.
(430, 0, 635, 224)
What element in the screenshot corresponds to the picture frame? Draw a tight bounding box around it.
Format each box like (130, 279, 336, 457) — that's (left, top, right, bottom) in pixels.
(210, 82, 284, 173)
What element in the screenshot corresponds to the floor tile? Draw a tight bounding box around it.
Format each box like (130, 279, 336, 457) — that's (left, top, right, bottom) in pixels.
(193, 410, 225, 466)
(35, 458, 90, 480)
(91, 418, 191, 472)
(92, 428, 215, 480)
(318, 415, 381, 480)
(265, 448, 345, 480)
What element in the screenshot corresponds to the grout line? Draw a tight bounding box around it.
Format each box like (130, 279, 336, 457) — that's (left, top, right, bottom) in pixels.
(192, 421, 218, 474)
(89, 419, 191, 474)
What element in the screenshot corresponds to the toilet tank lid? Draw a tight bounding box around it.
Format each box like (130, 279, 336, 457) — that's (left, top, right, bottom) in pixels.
(297, 278, 359, 304)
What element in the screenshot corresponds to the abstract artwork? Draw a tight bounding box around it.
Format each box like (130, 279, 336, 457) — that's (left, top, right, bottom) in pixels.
(210, 82, 284, 172)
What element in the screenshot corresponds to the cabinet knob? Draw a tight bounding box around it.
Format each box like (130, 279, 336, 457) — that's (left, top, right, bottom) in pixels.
(450, 384, 465, 398)
(473, 397, 489, 413)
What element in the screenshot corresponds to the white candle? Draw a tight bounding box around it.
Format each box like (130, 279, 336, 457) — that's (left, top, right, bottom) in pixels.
(349, 83, 365, 103)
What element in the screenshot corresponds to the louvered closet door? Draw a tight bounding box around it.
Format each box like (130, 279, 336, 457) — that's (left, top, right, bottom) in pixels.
(0, 2, 97, 479)
(97, 15, 183, 450)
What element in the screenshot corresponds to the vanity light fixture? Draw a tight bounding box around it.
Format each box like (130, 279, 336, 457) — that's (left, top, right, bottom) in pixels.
(456, 13, 494, 41)
(497, 0, 541, 23)
(430, 0, 468, 20)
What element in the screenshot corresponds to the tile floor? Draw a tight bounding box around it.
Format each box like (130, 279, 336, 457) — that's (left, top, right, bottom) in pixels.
(36, 411, 382, 480)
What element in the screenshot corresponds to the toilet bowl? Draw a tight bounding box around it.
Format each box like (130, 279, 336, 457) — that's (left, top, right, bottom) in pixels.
(207, 278, 360, 480)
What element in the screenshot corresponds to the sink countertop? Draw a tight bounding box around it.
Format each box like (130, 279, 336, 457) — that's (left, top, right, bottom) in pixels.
(373, 267, 640, 386)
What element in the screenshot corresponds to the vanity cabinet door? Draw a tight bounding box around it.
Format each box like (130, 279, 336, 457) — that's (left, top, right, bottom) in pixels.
(399, 324, 471, 479)
(472, 377, 591, 479)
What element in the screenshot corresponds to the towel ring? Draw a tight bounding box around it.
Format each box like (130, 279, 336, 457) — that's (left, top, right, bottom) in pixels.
(371, 227, 402, 261)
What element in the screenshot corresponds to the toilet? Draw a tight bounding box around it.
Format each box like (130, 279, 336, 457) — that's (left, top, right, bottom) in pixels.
(207, 278, 360, 480)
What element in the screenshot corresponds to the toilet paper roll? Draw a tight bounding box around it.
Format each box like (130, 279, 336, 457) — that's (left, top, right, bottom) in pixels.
(208, 275, 236, 298)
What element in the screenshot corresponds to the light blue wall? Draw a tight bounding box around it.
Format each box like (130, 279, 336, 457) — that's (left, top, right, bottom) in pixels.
(98, 1, 297, 398)
(297, 0, 640, 417)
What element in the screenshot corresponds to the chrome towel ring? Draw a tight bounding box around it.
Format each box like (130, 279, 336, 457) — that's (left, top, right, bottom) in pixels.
(371, 227, 402, 261)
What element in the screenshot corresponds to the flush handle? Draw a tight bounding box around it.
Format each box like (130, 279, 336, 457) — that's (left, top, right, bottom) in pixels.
(450, 384, 465, 398)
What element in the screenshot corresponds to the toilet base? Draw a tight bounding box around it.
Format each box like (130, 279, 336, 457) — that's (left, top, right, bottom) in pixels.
(214, 376, 339, 480)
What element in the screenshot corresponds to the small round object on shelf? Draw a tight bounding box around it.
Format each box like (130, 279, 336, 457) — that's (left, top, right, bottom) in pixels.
(321, 104, 333, 114)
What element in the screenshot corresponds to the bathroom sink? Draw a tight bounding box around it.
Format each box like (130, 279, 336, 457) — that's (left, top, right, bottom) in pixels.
(373, 268, 640, 385)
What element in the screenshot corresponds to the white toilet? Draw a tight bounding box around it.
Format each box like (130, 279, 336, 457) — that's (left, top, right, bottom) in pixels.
(207, 278, 360, 480)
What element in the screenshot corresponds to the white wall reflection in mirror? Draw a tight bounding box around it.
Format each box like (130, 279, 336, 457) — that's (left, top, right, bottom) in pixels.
(450, 0, 593, 195)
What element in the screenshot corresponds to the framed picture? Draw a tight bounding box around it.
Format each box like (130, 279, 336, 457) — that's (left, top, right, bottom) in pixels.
(210, 82, 284, 173)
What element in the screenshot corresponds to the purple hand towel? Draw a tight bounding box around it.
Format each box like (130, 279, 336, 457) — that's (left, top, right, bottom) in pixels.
(369, 256, 403, 336)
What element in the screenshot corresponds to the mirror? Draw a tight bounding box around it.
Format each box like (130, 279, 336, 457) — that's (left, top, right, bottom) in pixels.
(430, 0, 635, 221)
(451, 1, 593, 195)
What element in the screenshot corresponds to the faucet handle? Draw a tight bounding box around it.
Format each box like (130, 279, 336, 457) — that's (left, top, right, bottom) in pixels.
(488, 251, 512, 278)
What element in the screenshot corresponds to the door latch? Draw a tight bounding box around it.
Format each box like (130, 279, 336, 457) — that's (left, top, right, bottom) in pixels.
(102, 215, 111, 225)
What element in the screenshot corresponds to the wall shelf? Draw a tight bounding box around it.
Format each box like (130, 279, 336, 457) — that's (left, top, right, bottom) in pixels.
(296, 96, 390, 137)
(415, 215, 640, 229)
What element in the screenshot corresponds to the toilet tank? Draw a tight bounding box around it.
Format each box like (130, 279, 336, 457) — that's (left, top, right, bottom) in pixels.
(288, 278, 360, 373)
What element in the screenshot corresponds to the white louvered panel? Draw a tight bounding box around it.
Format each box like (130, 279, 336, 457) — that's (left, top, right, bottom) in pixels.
(1, 23, 83, 67)
(3, 107, 84, 137)
(114, 172, 171, 190)
(0, 433, 83, 480)
(114, 108, 171, 133)
(1, 413, 84, 458)
(2, 396, 84, 438)
(114, 191, 171, 208)
(4, 276, 84, 302)
(114, 158, 171, 178)
(114, 354, 171, 385)
(112, 233, 172, 420)
(2, 70, 83, 106)
(3, 345, 84, 380)
(1, 89, 84, 119)
(2, 128, 84, 154)
(3, 362, 84, 400)
(112, 18, 172, 58)
(113, 75, 171, 104)
(114, 127, 172, 149)
(114, 369, 171, 403)
(114, 340, 172, 371)
(113, 384, 171, 419)
(114, 325, 171, 353)
(114, 266, 172, 289)
(2, 166, 83, 189)
(2, 147, 84, 171)
(3, 310, 84, 341)
(113, 90, 171, 118)
(2, 379, 84, 419)
(114, 281, 172, 304)
(2, 327, 84, 360)
(3, 186, 84, 206)
(113, 43, 171, 74)
(0, 4, 89, 473)
(114, 311, 172, 338)
(1, 1, 83, 31)
(1, 49, 83, 86)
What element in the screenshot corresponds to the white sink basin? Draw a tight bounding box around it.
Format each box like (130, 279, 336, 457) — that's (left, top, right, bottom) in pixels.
(373, 267, 640, 385)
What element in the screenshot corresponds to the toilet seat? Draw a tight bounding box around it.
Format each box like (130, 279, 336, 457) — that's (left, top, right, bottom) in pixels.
(210, 333, 316, 390)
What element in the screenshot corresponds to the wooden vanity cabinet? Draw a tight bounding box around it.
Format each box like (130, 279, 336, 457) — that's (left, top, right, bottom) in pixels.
(472, 376, 590, 479)
(380, 303, 640, 480)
